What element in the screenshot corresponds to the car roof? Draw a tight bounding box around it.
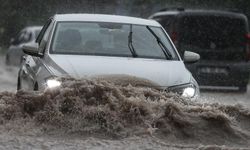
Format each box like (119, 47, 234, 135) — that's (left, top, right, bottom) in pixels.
(150, 9, 247, 19)
(53, 14, 161, 27)
(25, 26, 43, 32)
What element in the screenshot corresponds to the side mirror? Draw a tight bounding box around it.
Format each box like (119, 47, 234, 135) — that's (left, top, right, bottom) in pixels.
(22, 43, 43, 57)
(184, 51, 200, 63)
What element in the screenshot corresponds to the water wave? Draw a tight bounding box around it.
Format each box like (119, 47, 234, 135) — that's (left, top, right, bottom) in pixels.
(0, 77, 249, 148)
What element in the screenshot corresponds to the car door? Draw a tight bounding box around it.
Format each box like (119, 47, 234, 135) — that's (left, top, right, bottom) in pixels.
(20, 19, 53, 90)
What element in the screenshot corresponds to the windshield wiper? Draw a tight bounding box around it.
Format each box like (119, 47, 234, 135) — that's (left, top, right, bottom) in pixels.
(146, 26, 172, 59)
(128, 25, 138, 57)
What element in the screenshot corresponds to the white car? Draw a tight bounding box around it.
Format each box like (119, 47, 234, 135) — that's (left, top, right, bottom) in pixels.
(19, 14, 200, 98)
(6, 26, 42, 66)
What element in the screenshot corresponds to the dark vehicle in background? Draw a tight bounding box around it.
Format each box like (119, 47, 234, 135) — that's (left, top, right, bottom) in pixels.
(6, 26, 42, 66)
(149, 9, 250, 92)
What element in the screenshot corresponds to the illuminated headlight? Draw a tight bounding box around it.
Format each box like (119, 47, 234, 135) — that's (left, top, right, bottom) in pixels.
(167, 83, 198, 98)
(182, 86, 196, 98)
(46, 79, 61, 88)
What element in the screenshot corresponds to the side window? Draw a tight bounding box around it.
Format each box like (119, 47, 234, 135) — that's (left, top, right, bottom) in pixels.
(153, 16, 174, 33)
(36, 19, 52, 44)
(22, 31, 32, 43)
(36, 19, 53, 53)
(161, 17, 174, 32)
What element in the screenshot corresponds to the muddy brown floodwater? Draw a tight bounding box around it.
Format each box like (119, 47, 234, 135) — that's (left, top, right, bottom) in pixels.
(0, 56, 250, 150)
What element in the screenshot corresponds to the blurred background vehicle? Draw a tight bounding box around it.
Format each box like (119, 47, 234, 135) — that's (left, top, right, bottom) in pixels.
(5, 26, 42, 66)
(149, 8, 250, 92)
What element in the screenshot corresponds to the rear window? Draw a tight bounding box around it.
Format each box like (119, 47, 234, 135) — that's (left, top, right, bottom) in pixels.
(153, 15, 174, 32)
(178, 15, 247, 60)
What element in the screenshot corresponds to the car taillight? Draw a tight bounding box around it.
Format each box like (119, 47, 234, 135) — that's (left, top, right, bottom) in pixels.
(246, 34, 250, 61)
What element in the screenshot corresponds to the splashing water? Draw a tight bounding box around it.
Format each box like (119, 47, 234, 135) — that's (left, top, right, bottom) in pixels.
(0, 77, 249, 149)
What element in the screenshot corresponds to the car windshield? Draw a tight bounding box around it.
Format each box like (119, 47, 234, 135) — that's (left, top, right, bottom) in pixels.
(51, 22, 177, 60)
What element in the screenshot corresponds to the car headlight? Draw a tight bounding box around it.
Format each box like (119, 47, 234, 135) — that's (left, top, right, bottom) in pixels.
(182, 86, 196, 97)
(46, 78, 61, 88)
(167, 83, 198, 98)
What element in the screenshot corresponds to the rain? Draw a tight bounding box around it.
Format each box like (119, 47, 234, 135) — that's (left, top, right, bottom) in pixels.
(0, 0, 250, 149)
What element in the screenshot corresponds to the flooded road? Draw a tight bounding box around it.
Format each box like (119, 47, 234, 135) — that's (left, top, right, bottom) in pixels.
(0, 55, 249, 150)
(201, 89, 250, 108)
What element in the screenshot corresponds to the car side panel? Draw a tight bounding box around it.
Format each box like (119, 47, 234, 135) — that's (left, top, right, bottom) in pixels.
(35, 58, 54, 90)
(19, 56, 37, 90)
(19, 55, 52, 90)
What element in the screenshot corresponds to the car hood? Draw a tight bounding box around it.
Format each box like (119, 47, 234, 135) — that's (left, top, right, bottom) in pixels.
(46, 55, 191, 87)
